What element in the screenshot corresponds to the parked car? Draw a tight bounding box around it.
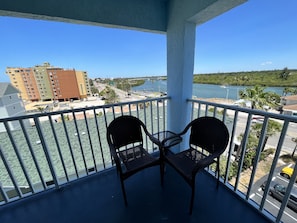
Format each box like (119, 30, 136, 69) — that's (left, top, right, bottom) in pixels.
(251, 115, 264, 124)
(269, 183, 297, 212)
(280, 166, 296, 181)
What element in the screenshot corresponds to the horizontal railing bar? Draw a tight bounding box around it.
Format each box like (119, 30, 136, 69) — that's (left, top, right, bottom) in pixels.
(188, 98, 297, 123)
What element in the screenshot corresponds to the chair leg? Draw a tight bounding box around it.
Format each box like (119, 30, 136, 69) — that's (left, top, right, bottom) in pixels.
(120, 178, 128, 206)
(160, 162, 165, 187)
(216, 159, 220, 188)
(189, 181, 195, 215)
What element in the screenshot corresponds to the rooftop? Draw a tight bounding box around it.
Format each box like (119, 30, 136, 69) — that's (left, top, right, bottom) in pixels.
(0, 82, 19, 97)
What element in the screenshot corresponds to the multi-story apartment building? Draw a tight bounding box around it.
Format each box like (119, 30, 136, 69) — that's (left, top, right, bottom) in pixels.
(75, 71, 91, 99)
(33, 62, 54, 101)
(6, 67, 40, 101)
(6, 63, 90, 102)
(47, 68, 81, 101)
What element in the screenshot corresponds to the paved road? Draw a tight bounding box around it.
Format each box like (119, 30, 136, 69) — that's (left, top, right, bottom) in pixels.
(94, 82, 148, 102)
(249, 164, 297, 223)
(230, 111, 297, 155)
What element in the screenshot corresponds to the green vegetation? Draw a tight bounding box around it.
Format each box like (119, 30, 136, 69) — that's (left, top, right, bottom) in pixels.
(110, 78, 145, 88)
(224, 148, 275, 180)
(193, 68, 297, 87)
(89, 79, 100, 94)
(239, 85, 280, 109)
(91, 86, 99, 95)
(219, 119, 281, 181)
(93, 68, 297, 89)
(128, 79, 145, 87)
(235, 119, 281, 159)
(115, 79, 131, 93)
(99, 86, 119, 104)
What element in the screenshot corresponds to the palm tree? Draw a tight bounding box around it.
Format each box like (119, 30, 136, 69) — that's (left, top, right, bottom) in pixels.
(251, 120, 282, 140)
(279, 67, 290, 80)
(239, 85, 280, 109)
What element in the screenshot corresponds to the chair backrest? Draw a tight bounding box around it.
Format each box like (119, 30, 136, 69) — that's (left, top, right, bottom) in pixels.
(107, 115, 143, 150)
(188, 116, 229, 154)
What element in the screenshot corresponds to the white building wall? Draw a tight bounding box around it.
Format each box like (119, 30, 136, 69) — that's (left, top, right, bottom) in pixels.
(0, 92, 27, 132)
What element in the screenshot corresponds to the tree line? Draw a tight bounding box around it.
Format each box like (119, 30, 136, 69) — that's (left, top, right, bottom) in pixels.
(193, 68, 297, 87)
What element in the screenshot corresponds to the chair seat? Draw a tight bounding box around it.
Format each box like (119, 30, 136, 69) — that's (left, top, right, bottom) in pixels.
(165, 148, 208, 181)
(119, 146, 159, 173)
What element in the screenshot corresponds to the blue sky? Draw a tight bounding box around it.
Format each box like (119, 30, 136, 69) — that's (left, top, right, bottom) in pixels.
(0, 0, 296, 83)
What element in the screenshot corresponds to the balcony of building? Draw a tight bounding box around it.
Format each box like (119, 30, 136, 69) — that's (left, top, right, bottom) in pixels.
(1, 97, 297, 223)
(1, 1, 296, 222)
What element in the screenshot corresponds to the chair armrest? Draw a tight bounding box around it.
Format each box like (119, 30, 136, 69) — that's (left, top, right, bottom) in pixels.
(152, 131, 182, 149)
(148, 133, 163, 148)
(192, 151, 221, 174)
(162, 134, 182, 149)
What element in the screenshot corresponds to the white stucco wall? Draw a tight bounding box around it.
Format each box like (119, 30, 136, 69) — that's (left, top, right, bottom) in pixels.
(0, 92, 27, 132)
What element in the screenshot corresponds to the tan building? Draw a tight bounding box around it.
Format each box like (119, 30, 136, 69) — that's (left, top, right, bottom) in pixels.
(6, 67, 40, 101)
(6, 64, 90, 102)
(75, 70, 91, 98)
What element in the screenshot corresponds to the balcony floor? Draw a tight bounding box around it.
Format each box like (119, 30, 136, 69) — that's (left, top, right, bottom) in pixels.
(0, 165, 272, 223)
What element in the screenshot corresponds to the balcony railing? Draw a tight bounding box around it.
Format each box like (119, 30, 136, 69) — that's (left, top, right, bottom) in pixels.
(0, 97, 168, 204)
(189, 98, 297, 223)
(1, 96, 297, 223)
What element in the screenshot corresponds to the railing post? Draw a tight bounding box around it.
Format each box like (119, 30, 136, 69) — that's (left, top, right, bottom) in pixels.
(34, 117, 59, 188)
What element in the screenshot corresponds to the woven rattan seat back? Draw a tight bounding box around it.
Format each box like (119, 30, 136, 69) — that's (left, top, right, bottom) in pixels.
(107, 115, 143, 149)
(189, 116, 229, 155)
(106, 115, 163, 206)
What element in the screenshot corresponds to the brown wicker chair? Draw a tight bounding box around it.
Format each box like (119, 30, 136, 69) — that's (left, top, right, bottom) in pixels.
(106, 115, 163, 205)
(163, 116, 229, 214)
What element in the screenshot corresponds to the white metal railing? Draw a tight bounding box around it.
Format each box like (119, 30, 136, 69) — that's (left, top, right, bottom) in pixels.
(189, 98, 297, 223)
(0, 97, 169, 205)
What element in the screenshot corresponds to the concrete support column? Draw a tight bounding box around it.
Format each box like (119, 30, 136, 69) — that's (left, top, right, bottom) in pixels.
(167, 21, 196, 151)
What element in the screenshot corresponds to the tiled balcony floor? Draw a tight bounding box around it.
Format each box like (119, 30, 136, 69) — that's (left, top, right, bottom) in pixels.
(0, 165, 272, 223)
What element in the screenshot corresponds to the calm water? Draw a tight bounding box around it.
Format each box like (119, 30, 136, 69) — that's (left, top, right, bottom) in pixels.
(132, 80, 285, 100)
